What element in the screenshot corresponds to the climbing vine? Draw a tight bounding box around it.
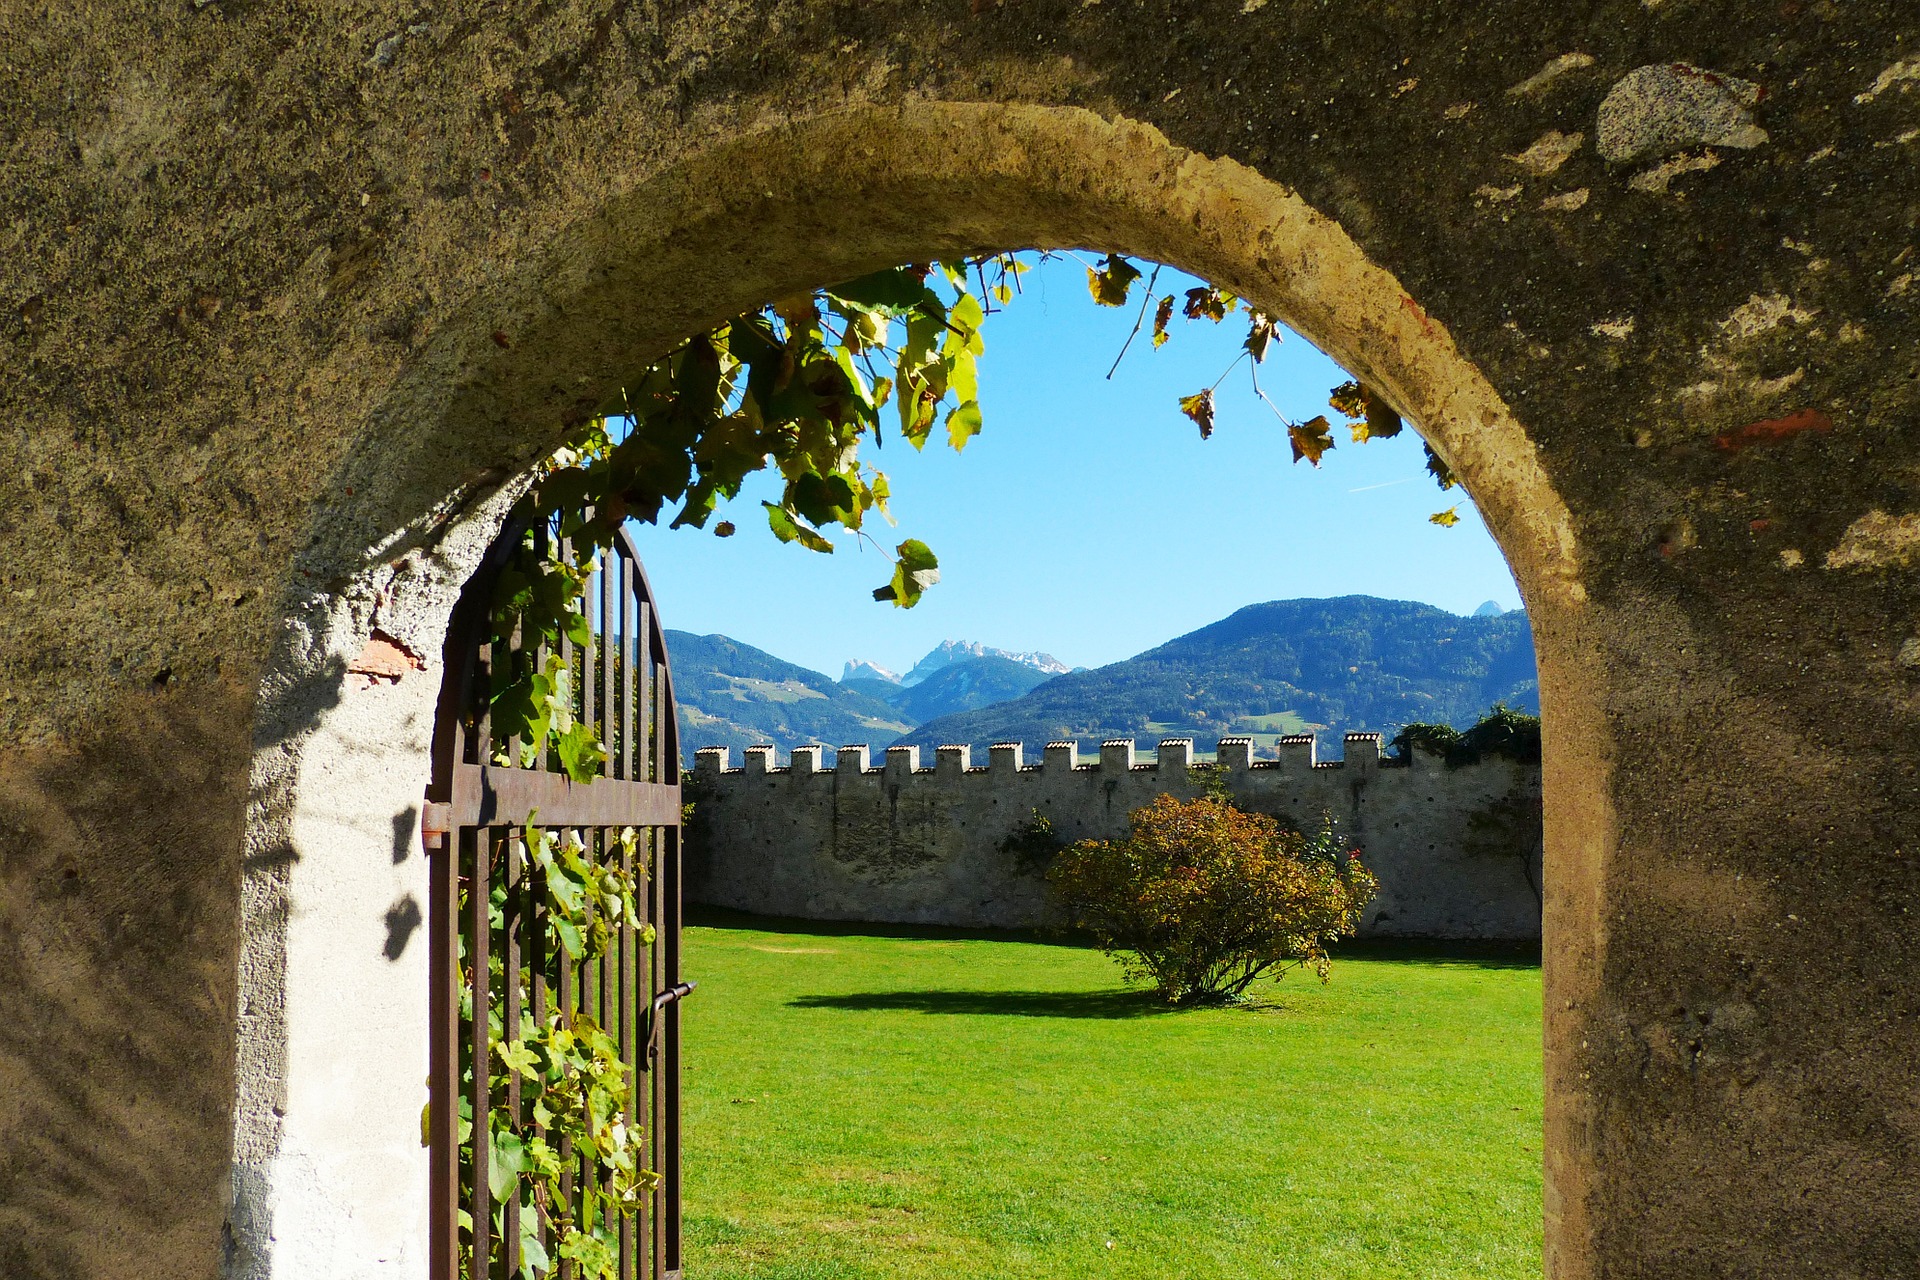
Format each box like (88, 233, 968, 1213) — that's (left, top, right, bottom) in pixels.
(485, 255, 1017, 767)
(461, 821, 657, 1278)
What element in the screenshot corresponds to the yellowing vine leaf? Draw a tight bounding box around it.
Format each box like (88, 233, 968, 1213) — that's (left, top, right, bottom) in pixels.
(1151, 295, 1175, 348)
(1328, 379, 1367, 421)
(1430, 506, 1462, 527)
(1179, 389, 1216, 439)
(1087, 254, 1142, 307)
(1330, 379, 1404, 442)
(946, 400, 983, 451)
(1182, 286, 1239, 323)
(1244, 313, 1277, 363)
(1289, 415, 1336, 466)
(771, 291, 819, 329)
(497, 1039, 541, 1081)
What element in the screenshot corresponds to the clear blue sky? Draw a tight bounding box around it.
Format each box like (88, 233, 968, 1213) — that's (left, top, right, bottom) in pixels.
(628, 255, 1521, 680)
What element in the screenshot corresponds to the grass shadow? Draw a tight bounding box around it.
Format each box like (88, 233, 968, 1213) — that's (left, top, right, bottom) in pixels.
(1332, 937, 1542, 969)
(690, 904, 1541, 971)
(788, 989, 1174, 1019)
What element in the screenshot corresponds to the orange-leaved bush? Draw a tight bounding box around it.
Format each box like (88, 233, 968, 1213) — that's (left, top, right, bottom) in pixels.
(1048, 794, 1378, 1005)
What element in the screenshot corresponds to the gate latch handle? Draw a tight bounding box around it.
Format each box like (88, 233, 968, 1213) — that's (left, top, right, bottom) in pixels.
(640, 981, 696, 1072)
(652, 981, 696, 1013)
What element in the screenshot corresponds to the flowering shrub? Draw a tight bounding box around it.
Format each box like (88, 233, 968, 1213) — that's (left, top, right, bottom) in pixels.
(1048, 795, 1378, 1005)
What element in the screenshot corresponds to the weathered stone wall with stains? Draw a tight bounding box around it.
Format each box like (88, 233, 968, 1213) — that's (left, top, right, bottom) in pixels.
(687, 736, 1543, 939)
(5, 4, 1920, 1278)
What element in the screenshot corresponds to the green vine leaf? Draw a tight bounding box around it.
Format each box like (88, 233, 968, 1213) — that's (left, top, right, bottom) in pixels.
(825, 266, 934, 312)
(556, 722, 607, 783)
(520, 1230, 552, 1274)
(873, 538, 940, 608)
(489, 1127, 529, 1203)
(764, 501, 834, 553)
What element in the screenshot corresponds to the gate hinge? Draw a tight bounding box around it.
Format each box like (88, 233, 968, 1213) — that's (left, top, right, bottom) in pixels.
(420, 801, 453, 854)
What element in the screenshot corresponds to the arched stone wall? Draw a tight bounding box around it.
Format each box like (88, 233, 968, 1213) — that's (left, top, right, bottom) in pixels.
(3, 7, 1917, 1279)
(234, 102, 1591, 1278)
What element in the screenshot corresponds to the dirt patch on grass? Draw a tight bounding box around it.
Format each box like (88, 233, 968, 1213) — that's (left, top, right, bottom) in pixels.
(809, 1164, 934, 1189)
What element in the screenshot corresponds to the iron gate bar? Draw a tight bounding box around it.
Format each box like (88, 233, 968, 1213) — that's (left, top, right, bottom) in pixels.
(428, 516, 683, 1280)
(449, 764, 682, 828)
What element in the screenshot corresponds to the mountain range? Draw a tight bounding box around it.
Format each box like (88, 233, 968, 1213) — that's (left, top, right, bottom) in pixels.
(845, 653, 1060, 725)
(894, 597, 1536, 755)
(665, 596, 1537, 765)
(841, 640, 1070, 687)
(665, 632, 1067, 764)
(666, 631, 913, 764)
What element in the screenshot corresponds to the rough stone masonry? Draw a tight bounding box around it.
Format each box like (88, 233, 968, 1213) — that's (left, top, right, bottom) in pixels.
(5, 4, 1920, 1278)
(688, 736, 1543, 939)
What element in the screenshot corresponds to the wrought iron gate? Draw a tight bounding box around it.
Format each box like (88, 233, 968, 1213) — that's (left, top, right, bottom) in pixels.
(425, 518, 685, 1280)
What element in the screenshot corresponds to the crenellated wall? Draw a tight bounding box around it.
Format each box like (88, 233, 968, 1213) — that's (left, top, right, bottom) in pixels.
(685, 734, 1542, 939)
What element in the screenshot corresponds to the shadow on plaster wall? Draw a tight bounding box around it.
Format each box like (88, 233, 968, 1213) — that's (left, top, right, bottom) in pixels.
(383, 893, 424, 961)
(391, 803, 417, 865)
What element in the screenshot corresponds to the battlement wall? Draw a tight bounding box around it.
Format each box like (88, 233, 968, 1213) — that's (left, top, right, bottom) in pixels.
(684, 734, 1542, 939)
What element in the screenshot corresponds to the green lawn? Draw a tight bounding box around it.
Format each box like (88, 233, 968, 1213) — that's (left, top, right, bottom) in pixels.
(681, 913, 1542, 1280)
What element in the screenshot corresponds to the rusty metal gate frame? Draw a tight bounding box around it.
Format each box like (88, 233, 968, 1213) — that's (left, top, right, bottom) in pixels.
(425, 514, 685, 1280)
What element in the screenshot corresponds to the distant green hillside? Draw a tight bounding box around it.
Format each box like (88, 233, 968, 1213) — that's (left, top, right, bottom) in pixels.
(895, 596, 1537, 756)
(665, 631, 911, 766)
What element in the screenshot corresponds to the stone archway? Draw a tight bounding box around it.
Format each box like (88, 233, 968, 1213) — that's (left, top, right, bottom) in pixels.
(5, 10, 1917, 1280)
(236, 102, 1594, 1280)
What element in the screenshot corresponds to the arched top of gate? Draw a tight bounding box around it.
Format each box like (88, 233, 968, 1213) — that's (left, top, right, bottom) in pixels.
(331, 100, 1582, 620)
(430, 510, 680, 800)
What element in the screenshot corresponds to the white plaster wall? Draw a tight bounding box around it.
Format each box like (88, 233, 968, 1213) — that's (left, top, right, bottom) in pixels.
(265, 671, 439, 1277)
(233, 489, 516, 1280)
